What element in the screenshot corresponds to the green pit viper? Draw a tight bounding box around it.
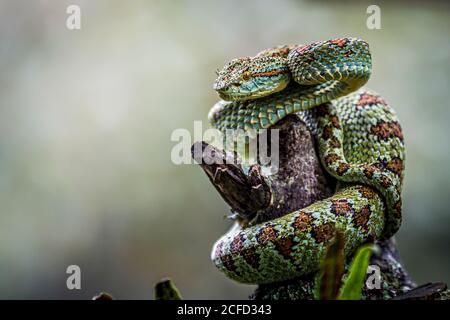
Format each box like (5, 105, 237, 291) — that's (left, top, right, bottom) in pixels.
(207, 38, 405, 284)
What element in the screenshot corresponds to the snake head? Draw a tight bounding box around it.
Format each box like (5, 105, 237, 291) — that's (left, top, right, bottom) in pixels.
(213, 54, 291, 102)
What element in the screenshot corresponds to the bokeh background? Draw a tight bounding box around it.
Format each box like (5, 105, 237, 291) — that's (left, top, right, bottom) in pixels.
(0, 0, 449, 299)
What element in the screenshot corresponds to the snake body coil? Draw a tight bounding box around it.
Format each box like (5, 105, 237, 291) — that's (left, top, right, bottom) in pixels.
(208, 38, 405, 284)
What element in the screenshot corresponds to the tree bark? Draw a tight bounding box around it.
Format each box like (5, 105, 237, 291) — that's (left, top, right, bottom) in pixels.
(193, 114, 421, 300)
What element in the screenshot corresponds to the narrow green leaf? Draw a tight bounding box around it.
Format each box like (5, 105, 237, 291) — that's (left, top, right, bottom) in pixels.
(338, 244, 373, 300)
(315, 231, 345, 300)
(154, 277, 183, 300)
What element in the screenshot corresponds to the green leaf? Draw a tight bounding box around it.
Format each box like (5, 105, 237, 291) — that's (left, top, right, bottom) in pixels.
(154, 277, 183, 300)
(314, 231, 345, 300)
(338, 244, 373, 300)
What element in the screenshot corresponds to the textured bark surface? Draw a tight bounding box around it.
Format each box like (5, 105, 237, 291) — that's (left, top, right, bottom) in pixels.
(194, 115, 421, 300)
(191, 140, 271, 222)
(251, 115, 335, 224)
(192, 115, 335, 222)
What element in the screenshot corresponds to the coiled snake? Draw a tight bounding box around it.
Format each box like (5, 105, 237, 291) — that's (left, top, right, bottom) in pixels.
(207, 38, 405, 284)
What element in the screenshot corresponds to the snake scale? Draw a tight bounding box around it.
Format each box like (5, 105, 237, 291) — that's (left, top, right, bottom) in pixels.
(207, 38, 405, 284)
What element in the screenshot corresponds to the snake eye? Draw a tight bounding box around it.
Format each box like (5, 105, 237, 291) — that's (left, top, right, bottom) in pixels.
(242, 71, 251, 81)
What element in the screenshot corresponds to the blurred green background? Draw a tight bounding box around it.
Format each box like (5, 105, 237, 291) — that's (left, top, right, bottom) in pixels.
(0, 0, 449, 299)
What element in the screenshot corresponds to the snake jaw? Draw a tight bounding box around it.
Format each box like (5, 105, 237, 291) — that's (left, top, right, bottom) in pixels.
(213, 53, 291, 102)
(216, 75, 291, 101)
